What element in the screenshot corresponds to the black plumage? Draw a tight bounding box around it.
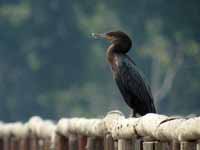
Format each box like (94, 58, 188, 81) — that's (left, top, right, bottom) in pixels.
(115, 54, 156, 116)
(92, 31, 156, 116)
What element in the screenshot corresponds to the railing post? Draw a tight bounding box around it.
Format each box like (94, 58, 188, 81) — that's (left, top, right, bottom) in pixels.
(86, 137, 104, 150)
(180, 141, 196, 150)
(196, 140, 200, 150)
(0, 138, 3, 150)
(143, 141, 154, 150)
(78, 135, 87, 150)
(154, 141, 168, 150)
(143, 141, 166, 150)
(171, 141, 180, 150)
(69, 134, 78, 150)
(55, 134, 69, 150)
(95, 137, 104, 150)
(19, 137, 31, 150)
(37, 139, 43, 150)
(30, 134, 39, 150)
(104, 134, 114, 150)
(3, 136, 11, 150)
(10, 136, 19, 150)
(86, 137, 95, 150)
(11, 136, 20, 150)
(118, 139, 132, 150)
(114, 140, 118, 150)
(134, 139, 143, 150)
(43, 138, 51, 150)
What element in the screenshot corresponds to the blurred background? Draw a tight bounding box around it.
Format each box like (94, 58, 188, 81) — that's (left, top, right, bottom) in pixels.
(0, 0, 200, 121)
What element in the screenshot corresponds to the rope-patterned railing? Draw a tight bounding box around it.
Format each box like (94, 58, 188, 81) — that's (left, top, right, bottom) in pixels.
(0, 110, 200, 150)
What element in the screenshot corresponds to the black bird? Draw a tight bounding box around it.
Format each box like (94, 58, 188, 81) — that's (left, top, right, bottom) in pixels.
(92, 31, 156, 116)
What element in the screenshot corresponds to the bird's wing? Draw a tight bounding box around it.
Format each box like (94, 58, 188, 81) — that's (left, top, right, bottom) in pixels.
(116, 56, 156, 114)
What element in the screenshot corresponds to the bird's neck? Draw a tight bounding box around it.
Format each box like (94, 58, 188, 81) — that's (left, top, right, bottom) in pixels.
(106, 44, 122, 71)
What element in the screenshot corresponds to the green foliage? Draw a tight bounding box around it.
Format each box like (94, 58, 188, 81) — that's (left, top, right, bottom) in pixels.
(139, 20, 171, 66)
(75, 2, 123, 33)
(0, 2, 30, 26)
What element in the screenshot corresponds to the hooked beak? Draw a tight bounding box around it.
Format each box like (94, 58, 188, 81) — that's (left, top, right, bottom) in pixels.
(91, 33, 112, 41)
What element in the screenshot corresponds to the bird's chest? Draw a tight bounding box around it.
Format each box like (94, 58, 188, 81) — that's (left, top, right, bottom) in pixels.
(111, 59, 132, 85)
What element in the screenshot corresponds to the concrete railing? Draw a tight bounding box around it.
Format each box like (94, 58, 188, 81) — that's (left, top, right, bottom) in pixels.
(0, 110, 200, 150)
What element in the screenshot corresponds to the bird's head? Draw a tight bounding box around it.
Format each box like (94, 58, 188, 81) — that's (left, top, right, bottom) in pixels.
(92, 31, 132, 53)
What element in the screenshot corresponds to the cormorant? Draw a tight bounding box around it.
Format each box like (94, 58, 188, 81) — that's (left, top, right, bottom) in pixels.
(92, 31, 156, 116)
